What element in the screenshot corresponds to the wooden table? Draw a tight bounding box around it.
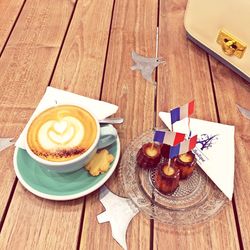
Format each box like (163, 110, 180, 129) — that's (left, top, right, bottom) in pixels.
(0, 0, 249, 249)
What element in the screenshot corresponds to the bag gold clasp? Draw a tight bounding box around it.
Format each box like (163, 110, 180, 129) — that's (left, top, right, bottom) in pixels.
(217, 30, 247, 58)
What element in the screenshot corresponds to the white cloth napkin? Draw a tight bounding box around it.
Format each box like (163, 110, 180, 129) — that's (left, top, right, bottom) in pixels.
(159, 112, 235, 200)
(15, 87, 118, 149)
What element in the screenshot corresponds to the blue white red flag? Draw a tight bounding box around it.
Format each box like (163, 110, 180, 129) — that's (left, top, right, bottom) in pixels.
(153, 130, 185, 146)
(170, 100, 195, 124)
(169, 135, 197, 158)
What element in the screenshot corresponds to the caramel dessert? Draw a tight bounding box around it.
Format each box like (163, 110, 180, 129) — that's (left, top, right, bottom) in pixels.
(136, 142, 161, 169)
(173, 151, 196, 179)
(160, 144, 170, 159)
(155, 163, 180, 194)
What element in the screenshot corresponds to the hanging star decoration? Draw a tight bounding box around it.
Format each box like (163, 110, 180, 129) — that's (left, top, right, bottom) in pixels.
(97, 185, 139, 250)
(131, 51, 164, 83)
(0, 138, 15, 152)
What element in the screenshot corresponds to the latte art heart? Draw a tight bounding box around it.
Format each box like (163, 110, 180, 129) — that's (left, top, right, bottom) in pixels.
(48, 124, 75, 144)
(53, 120, 68, 134)
(38, 116, 84, 149)
(27, 105, 97, 162)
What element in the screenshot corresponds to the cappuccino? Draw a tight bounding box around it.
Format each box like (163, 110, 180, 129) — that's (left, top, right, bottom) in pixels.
(27, 105, 97, 162)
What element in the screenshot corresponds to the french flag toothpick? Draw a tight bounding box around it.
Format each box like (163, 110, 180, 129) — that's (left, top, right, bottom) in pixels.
(170, 100, 195, 125)
(154, 130, 185, 146)
(169, 135, 197, 158)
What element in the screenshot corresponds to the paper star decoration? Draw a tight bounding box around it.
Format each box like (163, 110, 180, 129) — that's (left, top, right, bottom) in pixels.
(131, 51, 164, 83)
(237, 104, 250, 120)
(97, 185, 139, 250)
(0, 138, 14, 152)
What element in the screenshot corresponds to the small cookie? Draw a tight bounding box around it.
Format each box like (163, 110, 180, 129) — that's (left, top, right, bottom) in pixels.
(85, 149, 114, 176)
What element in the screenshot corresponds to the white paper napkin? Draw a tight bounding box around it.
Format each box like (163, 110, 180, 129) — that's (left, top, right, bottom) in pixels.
(159, 112, 235, 200)
(15, 87, 118, 149)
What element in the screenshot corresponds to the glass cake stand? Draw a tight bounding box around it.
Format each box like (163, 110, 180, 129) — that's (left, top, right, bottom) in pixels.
(119, 130, 228, 227)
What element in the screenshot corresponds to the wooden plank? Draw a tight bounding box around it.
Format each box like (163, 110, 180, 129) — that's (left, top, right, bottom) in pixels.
(0, 0, 25, 53)
(209, 57, 250, 249)
(51, 0, 114, 98)
(0, 0, 75, 219)
(0, 107, 33, 225)
(79, 0, 158, 249)
(0, 188, 83, 249)
(0, 0, 75, 108)
(0, 0, 116, 248)
(0, 0, 81, 248)
(52, 0, 116, 249)
(154, 0, 240, 249)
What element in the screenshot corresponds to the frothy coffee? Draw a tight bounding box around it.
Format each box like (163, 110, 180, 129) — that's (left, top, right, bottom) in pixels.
(27, 105, 97, 162)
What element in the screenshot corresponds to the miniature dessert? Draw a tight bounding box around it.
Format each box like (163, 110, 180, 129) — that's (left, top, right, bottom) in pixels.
(173, 151, 196, 179)
(85, 149, 114, 176)
(136, 142, 161, 169)
(160, 144, 170, 159)
(154, 163, 180, 194)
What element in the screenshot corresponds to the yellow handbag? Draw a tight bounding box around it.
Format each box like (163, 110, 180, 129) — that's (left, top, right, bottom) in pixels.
(184, 0, 250, 82)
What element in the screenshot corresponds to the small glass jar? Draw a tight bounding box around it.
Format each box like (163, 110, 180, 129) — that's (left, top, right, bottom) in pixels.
(154, 163, 180, 194)
(173, 151, 196, 179)
(136, 142, 161, 169)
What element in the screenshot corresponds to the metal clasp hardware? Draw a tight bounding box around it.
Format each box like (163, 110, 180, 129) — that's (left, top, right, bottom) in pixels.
(217, 30, 247, 58)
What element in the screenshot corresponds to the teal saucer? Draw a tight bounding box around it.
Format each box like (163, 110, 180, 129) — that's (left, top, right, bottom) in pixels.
(13, 138, 120, 200)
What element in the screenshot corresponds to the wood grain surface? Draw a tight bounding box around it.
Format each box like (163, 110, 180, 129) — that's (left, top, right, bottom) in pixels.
(51, 0, 115, 98)
(80, 0, 157, 249)
(154, 0, 240, 249)
(209, 57, 250, 249)
(0, 0, 75, 226)
(0, 0, 25, 53)
(0, 0, 79, 249)
(0, 0, 75, 108)
(0, 0, 248, 249)
(51, 0, 115, 248)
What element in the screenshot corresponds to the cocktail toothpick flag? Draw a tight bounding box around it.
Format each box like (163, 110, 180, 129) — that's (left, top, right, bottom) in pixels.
(170, 100, 195, 124)
(153, 130, 185, 146)
(155, 100, 197, 159)
(170, 100, 195, 137)
(169, 135, 197, 158)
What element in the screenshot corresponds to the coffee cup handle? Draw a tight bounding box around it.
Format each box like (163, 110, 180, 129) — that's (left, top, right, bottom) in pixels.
(98, 124, 117, 149)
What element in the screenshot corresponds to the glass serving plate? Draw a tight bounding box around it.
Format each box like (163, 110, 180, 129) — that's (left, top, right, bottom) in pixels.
(119, 130, 228, 226)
